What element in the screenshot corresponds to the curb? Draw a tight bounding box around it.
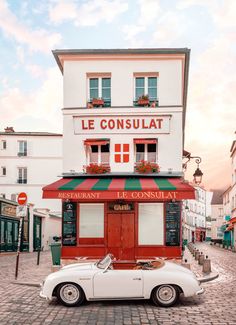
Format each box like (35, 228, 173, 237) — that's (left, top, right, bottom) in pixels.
(197, 272, 219, 283)
(11, 281, 41, 287)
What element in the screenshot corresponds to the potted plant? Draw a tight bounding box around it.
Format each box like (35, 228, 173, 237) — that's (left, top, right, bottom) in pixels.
(138, 95, 149, 106)
(135, 160, 160, 173)
(92, 98, 104, 107)
(84, 163, 110, 174)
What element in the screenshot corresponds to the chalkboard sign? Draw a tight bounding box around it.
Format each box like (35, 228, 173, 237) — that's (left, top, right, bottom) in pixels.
(165, 202, 181, 246)
(62, 202, 77, 246)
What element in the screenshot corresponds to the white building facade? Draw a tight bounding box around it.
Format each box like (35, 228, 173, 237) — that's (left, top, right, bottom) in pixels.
(43, 48, 196, 261)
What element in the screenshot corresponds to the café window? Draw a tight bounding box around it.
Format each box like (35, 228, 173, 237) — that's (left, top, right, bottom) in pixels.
(134, 139, 157, 162)
(18, 141, 27, 156)
(138, 203, 164, 245)
(79, 204, 104, 238)
(85, 139, 110, 165)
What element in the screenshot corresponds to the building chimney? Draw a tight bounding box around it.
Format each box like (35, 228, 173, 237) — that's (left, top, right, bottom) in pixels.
(4, 127, 15, 133)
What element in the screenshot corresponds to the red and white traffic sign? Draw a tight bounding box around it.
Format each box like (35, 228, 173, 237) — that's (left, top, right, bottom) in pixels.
(17, 192, 27, 205)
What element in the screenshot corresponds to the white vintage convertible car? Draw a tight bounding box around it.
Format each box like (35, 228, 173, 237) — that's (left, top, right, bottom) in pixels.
(40, 254, 204, 307)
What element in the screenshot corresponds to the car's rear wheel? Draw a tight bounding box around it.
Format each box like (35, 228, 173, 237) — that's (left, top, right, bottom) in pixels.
(152, 284, 179, 307)
(56, 283, 84, 307)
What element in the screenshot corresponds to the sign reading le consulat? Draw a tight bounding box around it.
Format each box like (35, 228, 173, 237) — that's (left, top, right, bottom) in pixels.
(74, 115, 171, 134)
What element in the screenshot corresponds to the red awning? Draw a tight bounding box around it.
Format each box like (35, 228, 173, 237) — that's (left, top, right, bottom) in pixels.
(84, 139, 109, 146)
(134, 139, 157, 144)
(43, 177, 195, 201)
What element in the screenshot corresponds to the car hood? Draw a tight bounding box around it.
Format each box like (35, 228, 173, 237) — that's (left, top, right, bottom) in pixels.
(61, 262, 95, 271)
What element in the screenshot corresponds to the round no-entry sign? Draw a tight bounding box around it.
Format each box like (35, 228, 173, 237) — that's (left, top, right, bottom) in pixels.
(17, 192, 27, 205)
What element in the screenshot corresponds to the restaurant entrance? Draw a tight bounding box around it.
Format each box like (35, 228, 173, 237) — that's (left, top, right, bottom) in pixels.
(107, 212, 135, 260)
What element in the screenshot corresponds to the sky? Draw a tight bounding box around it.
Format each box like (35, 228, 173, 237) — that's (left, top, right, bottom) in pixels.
(0, 0, 235, 191)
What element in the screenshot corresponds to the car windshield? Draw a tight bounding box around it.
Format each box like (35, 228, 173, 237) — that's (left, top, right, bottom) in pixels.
(96, 254, 112, 269)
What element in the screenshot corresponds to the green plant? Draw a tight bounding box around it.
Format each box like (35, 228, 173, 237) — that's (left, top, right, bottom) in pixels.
(135, 160, 160, 173)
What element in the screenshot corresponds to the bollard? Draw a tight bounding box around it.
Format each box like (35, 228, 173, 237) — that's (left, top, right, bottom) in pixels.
(195, 250, 200, 261)
(202, 255, 211, 273)
(181, 258, 191, 270)
(198, 252, 204, 265)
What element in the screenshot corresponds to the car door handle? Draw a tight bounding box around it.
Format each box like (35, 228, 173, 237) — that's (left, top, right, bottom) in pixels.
(133, 278, 141, 280)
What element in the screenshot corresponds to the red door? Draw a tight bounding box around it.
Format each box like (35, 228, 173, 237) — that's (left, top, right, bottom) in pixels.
(107, 213, 135, 260)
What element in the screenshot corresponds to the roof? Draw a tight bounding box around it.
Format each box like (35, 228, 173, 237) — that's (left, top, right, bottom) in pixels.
(0, 132, 62, 136)
(211, 190, 224, 205)
(0, 198, 18, 206)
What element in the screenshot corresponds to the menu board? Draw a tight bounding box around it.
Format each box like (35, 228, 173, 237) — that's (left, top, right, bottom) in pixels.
(62, 202, 77, 246)
(165, 202, 181, 246)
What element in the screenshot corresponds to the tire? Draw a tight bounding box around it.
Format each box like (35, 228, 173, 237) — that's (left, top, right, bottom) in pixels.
(56, 283, 85, 307)
(152, 284, 179, 307)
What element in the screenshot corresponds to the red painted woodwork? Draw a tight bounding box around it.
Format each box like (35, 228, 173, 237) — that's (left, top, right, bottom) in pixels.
(107, 213, 135, 260)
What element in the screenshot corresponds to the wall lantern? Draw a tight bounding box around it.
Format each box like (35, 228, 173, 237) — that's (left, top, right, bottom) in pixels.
(183, 151, 203, 185)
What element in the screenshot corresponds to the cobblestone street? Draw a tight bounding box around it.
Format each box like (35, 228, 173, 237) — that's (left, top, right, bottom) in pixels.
(0, 243, 236, 325)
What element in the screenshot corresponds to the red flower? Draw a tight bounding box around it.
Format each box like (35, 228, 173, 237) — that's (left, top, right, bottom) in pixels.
(135, 161, 160, 173)
(84, 163, 110, 174)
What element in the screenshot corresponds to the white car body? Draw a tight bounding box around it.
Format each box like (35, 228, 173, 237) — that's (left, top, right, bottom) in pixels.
(40, 254, 204, 307)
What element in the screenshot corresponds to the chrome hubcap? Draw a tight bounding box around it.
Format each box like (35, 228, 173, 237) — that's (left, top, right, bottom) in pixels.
(158, 286, 175, 302)
(61, 284, 79, 303)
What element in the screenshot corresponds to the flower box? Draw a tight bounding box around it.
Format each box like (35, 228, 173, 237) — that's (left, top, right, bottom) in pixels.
(84, 163, 110, 174)
(92, 98, 104, 107)
(135, 160, 160, 173)
(137, 95, 149, 106)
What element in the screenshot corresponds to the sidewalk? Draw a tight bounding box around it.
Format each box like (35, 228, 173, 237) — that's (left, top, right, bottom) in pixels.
(183, 244, 219, 283)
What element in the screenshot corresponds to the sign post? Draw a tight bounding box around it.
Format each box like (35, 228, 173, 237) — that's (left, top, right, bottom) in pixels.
(15, 193, 27, 280)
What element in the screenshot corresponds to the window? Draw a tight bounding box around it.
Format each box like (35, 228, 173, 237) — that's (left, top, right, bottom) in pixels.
(88, 76, 111, 106)
(79, 204, 104, 238)
(135, 140, 157, 162)
(1, 140, 6, 150)
(135, 76, 158, 101)
(138, 203, 164, 245)
(85, 140, 110, 165)
(1, 167, 6, 176)
(0, 194, 6, 199)
(18, 167, 27, 184)
(18, 141, 27, 156)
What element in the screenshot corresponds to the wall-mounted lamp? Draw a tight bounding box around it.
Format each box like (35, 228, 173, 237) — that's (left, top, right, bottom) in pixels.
(183, 152, 203, 185)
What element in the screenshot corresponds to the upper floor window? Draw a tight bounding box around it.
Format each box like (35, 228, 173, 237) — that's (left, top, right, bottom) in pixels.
(134, 73, 158, 107)
(18, 141, 27, 156)
(85, 139, 110, 165)
(17, 167, 27, 184)
(1, 167, 6, 176)
(134, 139, 157, 163)
(1, 140, 6, 150)
(87, 73, 111, 108)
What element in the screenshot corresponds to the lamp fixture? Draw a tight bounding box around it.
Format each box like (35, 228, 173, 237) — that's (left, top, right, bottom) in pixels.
(183, 153, 203, 185)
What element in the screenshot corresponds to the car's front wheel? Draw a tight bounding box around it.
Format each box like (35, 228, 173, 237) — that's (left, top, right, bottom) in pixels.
(152, 284, 179, 307)
(56, 283, 85, 307)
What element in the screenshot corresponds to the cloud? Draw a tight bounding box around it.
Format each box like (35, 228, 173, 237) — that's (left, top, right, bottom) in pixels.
(26, 64, 45, 78)
(0, 0, 61, 54)
(49, 0, 128, 26)
(0, 67, 63, 132)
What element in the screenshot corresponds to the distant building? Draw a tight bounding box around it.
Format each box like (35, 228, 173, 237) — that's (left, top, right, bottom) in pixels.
(182, 186, 212, 243)
(211, 190, 224, 242)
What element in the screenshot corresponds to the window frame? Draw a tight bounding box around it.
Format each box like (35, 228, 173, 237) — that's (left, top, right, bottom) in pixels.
(133, 73, 158, 102)
(17, 167, 27, 184)
(87, 73, 111, 107)
(86, 142, 110, 165)
(135, 142, 157, 163)
(1, 140, 6, 150)
(18, 140, 27, 156)
(1, 167, 6, 176)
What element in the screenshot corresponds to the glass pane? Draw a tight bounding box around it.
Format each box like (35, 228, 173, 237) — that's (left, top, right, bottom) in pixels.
(136, 152, 145, 162)
(135, 88, 144, 99)
(101, 152, 109, 164)
(102, 88, 111, 100)
(138, 203, 164, 245)
(91, 145, 98, 153)
(101, 144, 109, 152)
(102, 78, 110, 87)
(136, 77, 144, 87)
(23, 221, 28, 242)
(90, 152, 98, 163)
(90, 89, 99, 99)
(79, 204, 104, 238)
(148, 88, 157, 99)
(7, 222, 12, 244)
(14, 223, 18, 242)
(90, 78, 98, 88)
(148, 77, 157, 87)
(136, 144, 145, 152)
(1, 221, 4, 243)
(147, 152, 156, 162)
(148, 144, 156, 152)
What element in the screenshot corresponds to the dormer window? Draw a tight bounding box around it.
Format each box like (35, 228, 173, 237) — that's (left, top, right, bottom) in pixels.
(87, 73, 111, 108)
